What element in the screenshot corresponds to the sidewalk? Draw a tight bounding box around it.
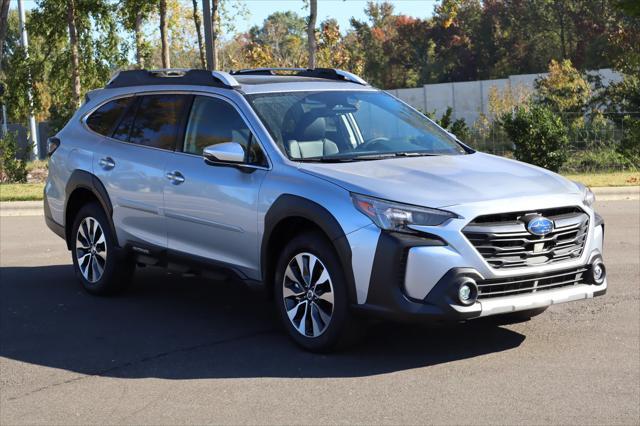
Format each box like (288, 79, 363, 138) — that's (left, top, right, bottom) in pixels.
(1, 187, 637, 218)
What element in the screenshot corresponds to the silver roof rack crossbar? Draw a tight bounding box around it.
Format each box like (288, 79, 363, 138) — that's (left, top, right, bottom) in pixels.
(230, 67, 369, 86)
(211, 71, 240, 88)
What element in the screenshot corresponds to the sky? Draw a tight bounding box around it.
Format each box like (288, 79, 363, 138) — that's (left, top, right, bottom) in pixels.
(236, 0, 438, 33)
(17, 0, 439, 34)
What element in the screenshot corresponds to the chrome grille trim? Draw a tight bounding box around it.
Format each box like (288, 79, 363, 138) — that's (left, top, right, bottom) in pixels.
(477, 267, 588, 299)
(463, 207, 589, 269)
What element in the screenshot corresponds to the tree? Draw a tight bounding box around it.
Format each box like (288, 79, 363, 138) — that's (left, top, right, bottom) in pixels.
(307, 0, 317, 68)
(159, 0, 170, 68)
(191, 0, 205, 68)
(120, 0, 156, 69)
(0, 0, 10, 71)
(535, 59, 591, 115)
(67, 0, 81, 108)
(211, 0, 219, 69)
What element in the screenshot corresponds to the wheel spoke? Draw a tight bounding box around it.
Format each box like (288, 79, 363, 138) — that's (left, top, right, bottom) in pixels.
(313, 268, 330, 288)
(287, 300, 305, 321)
(313, 301, 332, 325)
(91, 256, 103, 280)
(298, 301, 309, 335)
(297, 254, 314, 286)
(310, 303, 323, 336)
(283, 284, 304, 299)
(318, 289, 334, 305)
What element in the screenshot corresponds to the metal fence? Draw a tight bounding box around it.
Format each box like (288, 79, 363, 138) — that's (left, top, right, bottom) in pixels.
(462, 112, 639, 172)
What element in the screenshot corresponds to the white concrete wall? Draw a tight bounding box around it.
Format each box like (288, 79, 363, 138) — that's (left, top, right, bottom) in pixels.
(387, 68, 622, 125)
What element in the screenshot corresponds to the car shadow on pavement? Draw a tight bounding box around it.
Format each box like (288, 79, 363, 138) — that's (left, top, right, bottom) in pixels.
(0, 265, 525, 379)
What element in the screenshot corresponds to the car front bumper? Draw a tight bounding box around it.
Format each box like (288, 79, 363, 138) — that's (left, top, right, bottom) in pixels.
(349, 194, 607, 323)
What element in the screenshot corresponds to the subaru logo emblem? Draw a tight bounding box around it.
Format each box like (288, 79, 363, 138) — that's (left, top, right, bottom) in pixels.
(527, 216, 554, 236)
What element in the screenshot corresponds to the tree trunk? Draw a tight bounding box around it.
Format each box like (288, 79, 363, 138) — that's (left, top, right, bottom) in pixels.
(211, 0, 219, 70)
(67, 0, 81, 108)
(0, 0, 10, 71)
(192, 0, 206, 69)
(134, 12, 144, 69)
(159, 0, 170, 68)
(307, 0, 317, 68)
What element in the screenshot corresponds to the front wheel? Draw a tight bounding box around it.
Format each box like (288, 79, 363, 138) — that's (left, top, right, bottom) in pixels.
(274, 232, 360, 352)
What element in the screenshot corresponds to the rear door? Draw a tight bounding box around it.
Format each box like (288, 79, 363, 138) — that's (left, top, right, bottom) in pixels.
(163, 94, 269, 276)
(92, 93, 191, 249)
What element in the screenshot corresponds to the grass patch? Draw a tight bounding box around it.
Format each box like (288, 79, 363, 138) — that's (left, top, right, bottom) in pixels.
(563, 171, 640, 187)
(0, 183, 45, 201)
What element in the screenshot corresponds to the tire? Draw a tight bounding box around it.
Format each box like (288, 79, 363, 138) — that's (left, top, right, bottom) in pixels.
(500, 307, 548, 323)
(274, 231, 360, 352)
(71, 202, 134, 295)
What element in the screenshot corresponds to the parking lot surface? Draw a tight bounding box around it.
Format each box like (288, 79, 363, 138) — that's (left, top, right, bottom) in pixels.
(1, 200, 639, 425)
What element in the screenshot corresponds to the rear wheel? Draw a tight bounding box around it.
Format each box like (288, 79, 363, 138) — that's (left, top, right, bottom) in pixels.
(71, 202, 134, 295)
(274, 232, 360, 352)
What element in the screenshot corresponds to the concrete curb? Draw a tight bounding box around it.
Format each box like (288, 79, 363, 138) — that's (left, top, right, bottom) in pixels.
(593, 186, 640, 201)
(1, 187, 638, 217)
(0, 201, 44, 217)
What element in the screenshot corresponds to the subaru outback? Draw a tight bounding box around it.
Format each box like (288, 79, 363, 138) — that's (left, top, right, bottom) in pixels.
(44, 68, 607, 351)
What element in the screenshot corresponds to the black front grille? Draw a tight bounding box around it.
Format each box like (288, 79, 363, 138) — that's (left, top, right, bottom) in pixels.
(463, 207, 589, 269)
(477, 266, 588, 299)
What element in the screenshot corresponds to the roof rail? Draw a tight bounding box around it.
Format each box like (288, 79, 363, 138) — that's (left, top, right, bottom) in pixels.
(105, 69, 239, 89)
(231, 67, 369, 86)
(211, 71, 240, 88)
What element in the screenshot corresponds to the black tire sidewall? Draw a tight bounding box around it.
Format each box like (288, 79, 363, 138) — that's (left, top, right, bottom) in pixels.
(274, 232, 351, 352)
(71, 202, 128, 295)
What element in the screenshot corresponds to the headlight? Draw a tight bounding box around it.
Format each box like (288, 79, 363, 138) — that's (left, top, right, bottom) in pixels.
(351, 193, 457, 232)
(574, 181, 595, 207)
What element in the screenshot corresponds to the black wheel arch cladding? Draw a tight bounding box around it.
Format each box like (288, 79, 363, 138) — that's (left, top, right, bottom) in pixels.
(262, 194, 357, 303)
(64, 170, 117, 250)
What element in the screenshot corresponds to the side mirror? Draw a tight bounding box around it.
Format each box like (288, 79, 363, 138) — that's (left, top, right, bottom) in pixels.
(203, 142, 245, 164)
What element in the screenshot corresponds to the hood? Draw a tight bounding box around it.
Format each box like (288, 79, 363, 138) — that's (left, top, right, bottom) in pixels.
(298, 152, 579, 208)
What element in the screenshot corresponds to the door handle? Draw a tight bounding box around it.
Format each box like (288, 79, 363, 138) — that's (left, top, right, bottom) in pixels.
(99, 157, 115, 170)
(166, 171, 185, 185)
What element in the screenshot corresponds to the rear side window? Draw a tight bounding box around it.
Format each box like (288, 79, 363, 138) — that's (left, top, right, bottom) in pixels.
(126, 94, 189, 150)
(86, 97, 133, 136)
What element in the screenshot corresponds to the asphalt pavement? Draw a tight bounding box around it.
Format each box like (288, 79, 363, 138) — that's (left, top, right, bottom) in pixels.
(1, 200, 639, 425)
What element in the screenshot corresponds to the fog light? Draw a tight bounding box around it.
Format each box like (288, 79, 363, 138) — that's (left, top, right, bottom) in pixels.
(590, 260, 606, 285)
(459, 285, 471, 301)
(457, 278, 478, 305)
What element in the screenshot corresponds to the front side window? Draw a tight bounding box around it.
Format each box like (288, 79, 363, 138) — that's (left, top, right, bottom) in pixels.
(184, 96, 266, 165)
(247, 91, 468, 161)
(86, 97, 134, 136)
(126, 94, 190, 150)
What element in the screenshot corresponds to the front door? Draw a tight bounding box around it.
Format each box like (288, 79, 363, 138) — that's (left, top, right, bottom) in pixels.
(163, 95, 269, 277)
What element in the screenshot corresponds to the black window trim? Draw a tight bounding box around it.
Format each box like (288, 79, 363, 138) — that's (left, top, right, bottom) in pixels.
(82, 90, 272, 168)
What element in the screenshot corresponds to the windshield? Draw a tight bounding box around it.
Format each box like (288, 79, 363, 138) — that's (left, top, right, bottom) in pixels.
(246, 90, 468, 161)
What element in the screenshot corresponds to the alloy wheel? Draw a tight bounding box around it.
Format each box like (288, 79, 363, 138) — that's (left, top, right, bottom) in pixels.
(75, 216, 107, 283)
(282, 252, 335, 337)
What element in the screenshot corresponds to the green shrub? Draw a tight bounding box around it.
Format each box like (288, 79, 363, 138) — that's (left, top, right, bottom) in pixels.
(500, 105, 569, 172)
(424, 107, 470, 142)
(0, 131, 28, 183)
(560, 147, 638, 174)
(618, 116, 640, 168)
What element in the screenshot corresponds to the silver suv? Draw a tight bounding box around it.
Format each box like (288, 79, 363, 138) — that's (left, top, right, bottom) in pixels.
(44, 68, 607, 351)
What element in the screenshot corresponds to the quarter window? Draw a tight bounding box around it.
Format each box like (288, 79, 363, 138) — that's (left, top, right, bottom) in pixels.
(184, 96, 266, 165)
(127, 94, 190, 150)
(86, 97, 133, 137)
